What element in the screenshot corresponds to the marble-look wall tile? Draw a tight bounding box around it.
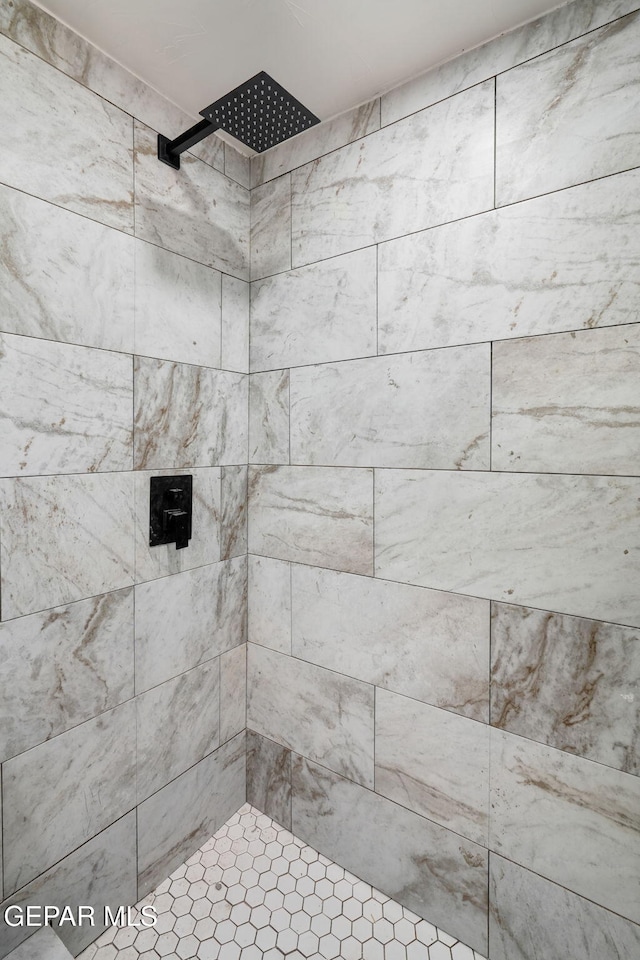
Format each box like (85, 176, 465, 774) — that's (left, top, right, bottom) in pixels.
(137, 660, 220, 801)
(221, 275, 250, 374)
(247, 730, 292, 830)
(0, 184, 134, 352)
(0, 472, 135, 620)
(489, 854, 640, 960)
(248, 555, 292, 654)
(250, 248, 377, 372)
(251, 99, 380, 187)
(134, 121, 249, 280)
(492, 325, 640, 475)
(137, 732, 246, 896)
(133, 357, 247, 469)
(375, 689, 489, 845)
(250, 370, 290, 464)
(292, 565, 489, 721)
(491, 603, 640, 776)
(378, 168, 640, 354)
(220, 644, 247, 744)
(248, 644, 374, 787)
(496, 12, 640, 205)
(0, 815, 137, 959)
(0, 34, 132, 232)
(250, 175, 291, 281)
(290, 346, 490, 469)
(221, 465, 248, 560)
(291, 81, 494, 266)
(292, 756, 488, 954)
(2, 701, 136, 894)
(8, 926, 71, 960)
(375, 470, 640, 628)
(224, 142, 251, 188)
(0, 333, 133, 477)
(134, 242, 222, 368)
(0, 589, 133, 764)
(135, 556, 247, 692)
(490, 728, 640, 923)
(249, 465, 374, 575)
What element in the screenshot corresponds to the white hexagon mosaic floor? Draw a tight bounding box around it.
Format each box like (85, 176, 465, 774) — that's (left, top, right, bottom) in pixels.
(79, 804, 486, 960)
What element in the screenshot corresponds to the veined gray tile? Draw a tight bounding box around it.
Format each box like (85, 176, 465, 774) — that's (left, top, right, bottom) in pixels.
(133, 357, 248, 469)
(292, 756, 488, 954)
(134, 467, 221, 583)
(0, 814, 136, 958)
(134, 242, 222, 368)
(378, 169, 640, 354)
(292, 565, 489, 721)
(248, 465, 374, 575)
(137, 732, 246, 896)
(220, 465, 248, 560)
(291, 81, 494, 266)
(221, 274, 249, 374)
(0, 588, 134, 764)
(134, 121, 249, 280)
(3, 701, 136, 894)
(491, 603, 640, 776)
(250, 248, 377, 372)
(0, 333, 133, 477)
(0, 34, 132, 231)
(290, 346, 490, 469)
(250, 175, 291, 281)
(375, 470, 640, 628)
(247, 730, 292, 830)
(375, 689, 489, 845)
(0, 183, 134, 352)
(490, 728, 640, 923)
(492, 325, 640, 475)
(7, 927, 71, 960)
(137, 660, 220, 801)
(0, 473, 135, 620)
(496, 12, 640, 205)
(248, 644, 374, 787)
(220, 644, 247, 744)
(489, 854, 640, 960)
(250, 370, 290, 464)
(224, 142, 251, 188)
(134, 556, 247, 692)
(251, 99, 380, 187)
(248, 555, 292, 654)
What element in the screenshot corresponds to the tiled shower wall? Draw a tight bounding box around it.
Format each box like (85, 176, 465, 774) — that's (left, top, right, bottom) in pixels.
(0, 1, 249, 955)
(246, 1, 640, 958)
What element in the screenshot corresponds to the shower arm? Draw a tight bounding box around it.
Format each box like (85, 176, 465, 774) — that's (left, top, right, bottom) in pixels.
(157, 119, 220, 170)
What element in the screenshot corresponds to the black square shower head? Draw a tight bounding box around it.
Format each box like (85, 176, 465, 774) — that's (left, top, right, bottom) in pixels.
(200, 71, 320, 154)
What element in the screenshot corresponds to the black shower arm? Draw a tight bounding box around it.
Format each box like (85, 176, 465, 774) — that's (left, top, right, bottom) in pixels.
(157, 118, 220, 170)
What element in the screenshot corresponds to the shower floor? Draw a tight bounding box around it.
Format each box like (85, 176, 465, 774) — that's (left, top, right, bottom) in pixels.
(79, 804, 485, 960)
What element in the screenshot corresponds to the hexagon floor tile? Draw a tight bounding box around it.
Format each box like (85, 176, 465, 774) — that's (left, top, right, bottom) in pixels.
(78, 805, 486, 960)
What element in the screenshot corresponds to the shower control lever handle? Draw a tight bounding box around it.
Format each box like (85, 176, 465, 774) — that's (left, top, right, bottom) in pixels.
(164, 508, 189, 550)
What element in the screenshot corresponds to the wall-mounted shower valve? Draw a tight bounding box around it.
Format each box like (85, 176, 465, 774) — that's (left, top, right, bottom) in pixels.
(150, 476, 193, 550)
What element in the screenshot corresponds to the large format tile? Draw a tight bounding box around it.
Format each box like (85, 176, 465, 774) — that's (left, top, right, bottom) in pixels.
(134, 556, 247, 692)
(292, 565, 489, 721)
(291, 81, 494, 265)
(249, 465, 374, 575)
(250, 175, 291, 280)
(221, 275, 250, 374)
(224, 142, 251, 188)
(292, 756, 488, 954)
(134, 121, 249, 280)
(492, 325, 640, 475)
(248, 555, 292, 654)
(250, 370, 290, 464)
(290, 346, 490, 469)
(248, 644, 375, 787)
(490, 729, 640, 923)
(220, 644, 247, 744)
(7, 927, 71, 960)
(2, 701, 136, 894)
(220, 465, 248, 560)
(0, 183, 134, 352)
(0, 35, 133, 231)
(489, 854, 640, 960)
(375, 470, 640, 627)
(0, 588, 134, 764)
(246, 730, 292, 830)
(0, 473, 135, 620)
(250, 248, 377, 371)
(496, 11, 640, 205)
(375, 689, 490, 845)
(492, 603, 640, 775)
(0, 333, 133, 477)
(378, 168, 640, 354)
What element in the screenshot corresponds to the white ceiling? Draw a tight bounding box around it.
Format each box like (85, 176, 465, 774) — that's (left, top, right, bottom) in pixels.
(35, 0, 567, 136)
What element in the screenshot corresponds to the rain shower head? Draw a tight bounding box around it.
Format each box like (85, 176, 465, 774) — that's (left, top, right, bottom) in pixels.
(158, 71, 320, 170)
